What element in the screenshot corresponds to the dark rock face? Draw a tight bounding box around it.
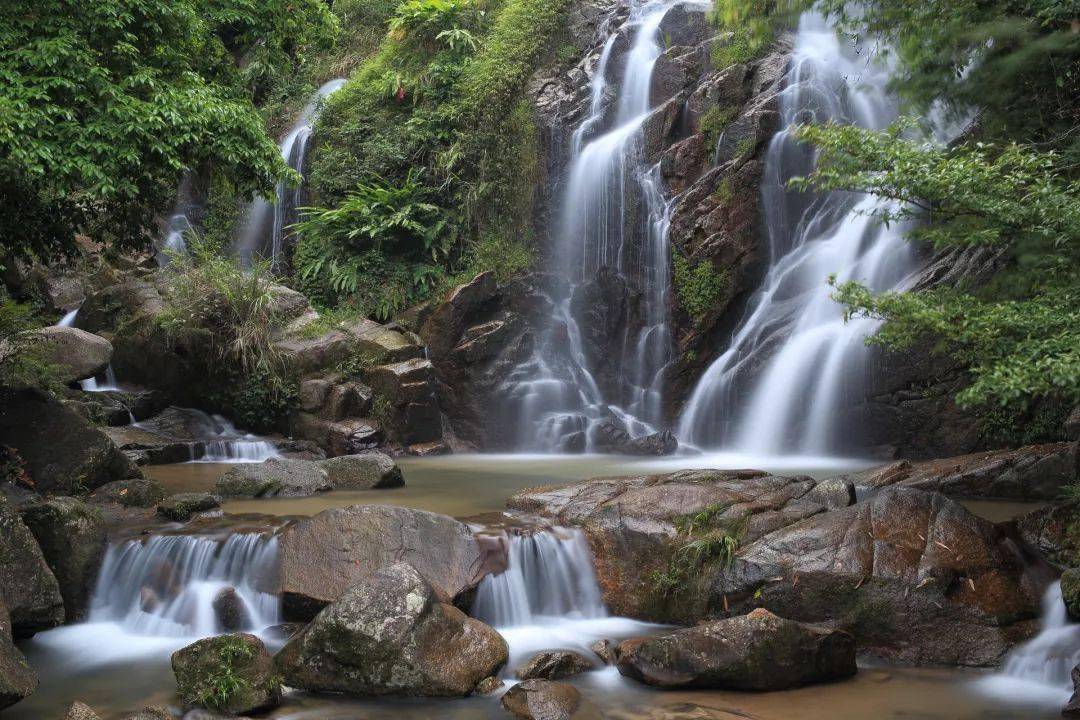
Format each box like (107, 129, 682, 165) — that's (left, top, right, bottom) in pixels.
(569, 267, 638, 401)
(276, 563, 507, 696)
(156, 492, 221, 522)
(20, 497, 107, 621)
(0, 602, 36, 710)
(1018, 501, 1080, 568)
(30, 326, 112, 383)
(516, 650, 594, 680)
(277, 505, 484, 620)
(0, 388, 141, 495)
(500, 679, 586, 720)
(319, 452, 404, 489)
(216, 459, 331, 498)
(1063, 570, 1080, 623)
(292, 413, 384, 457)
(89, 478, 166, 508)
(0, 494, 64, 636)
(1065, 665, 1080, 718)
(171, 633, 281, 714)
(616, 609, 856, 690)
(364, 357, 444, 448)
(213, 587, 251, 632)
(843, 442, 1078, 500)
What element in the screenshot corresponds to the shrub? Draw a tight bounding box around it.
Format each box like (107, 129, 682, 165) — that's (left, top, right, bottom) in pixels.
(673, 253, 729, 321)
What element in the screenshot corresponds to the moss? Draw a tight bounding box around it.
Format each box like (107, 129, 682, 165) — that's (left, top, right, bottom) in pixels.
(672, 253, 730, 322)
(700, 106, 737, 150)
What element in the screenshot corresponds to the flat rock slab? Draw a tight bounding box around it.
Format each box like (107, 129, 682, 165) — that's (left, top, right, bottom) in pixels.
(216, 459, 331, 498)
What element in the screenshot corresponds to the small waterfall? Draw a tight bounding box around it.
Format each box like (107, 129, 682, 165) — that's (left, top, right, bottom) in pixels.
(980, 582, 1080, 704)
(134, 409, 279, 462)
(57, 308, 79, 327)
(472, 529, 607, 627)
(157, 172, 200, 263)
(80, 364, 122, 392)
(236, 79, 346, 269)
(504, 0, 684, 451)
(678, 14, 917, 456)
(89, 534, 280, 637)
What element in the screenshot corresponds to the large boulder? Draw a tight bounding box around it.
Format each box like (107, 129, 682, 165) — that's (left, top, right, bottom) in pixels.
(0, 388, 141, 495)
(843, 442, 1078, 500)
(62, 701, 101, 720)
(364, 357, 443, 447)
(89, 478, 167, 508)
(0, 494, 64, 636)
(30, 326, 112, 383)
(319, 452, 404, 489)
(156, 492, 221, 522)
(74, 280, 164, 335)
(341, 318, 422, 364)
(19, 497, 106, 621)
(277, 505, 484, 620)
(0, 602, 36, 710)
(298, 374, 373, 421)
(291, 413, 383, 456)
(516, 650, 594, 680)
(1018, 500, 1080, 568)
(276, 563, 507, 696)
(616, 609, 856, 690)
(501, 679, 588, 720)
(171, 633, 281, 714)
(216, 459, 331, 498)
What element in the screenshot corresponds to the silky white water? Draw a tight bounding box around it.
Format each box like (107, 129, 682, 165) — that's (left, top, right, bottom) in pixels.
(504, 0, 690, 451)
(678, 14, 916, 455)
(236, 78, 346, 268)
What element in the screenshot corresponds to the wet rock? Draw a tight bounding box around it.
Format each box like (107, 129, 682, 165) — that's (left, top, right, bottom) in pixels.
(63, 701, 101, 720)
(319, 452, 404, 489)
(341, 318, 422, 364)
(0, 602, 36, 710)
(291, 413, 383, 456)
(516, 650, 594, 680)
(623, 430, 678, 456)
(172, 633, 280, 714)
(0, 388, 141, 495)
(590, 639, 616, 665)
(278, 504, 483, 620)
(1063, 569, 1080, 622)
(157, 493, 221, 522)
(0, 494, 64, 636)
(1064, 665, 1080, 718)
(122, 708, 172, 720)
(569, 267, 636, 401)
(656, 2, 712, 47)
(364, 357, 443, 446)
(89, 478, 167, 508)
(274, 331, 352, 375)
(475, 676, 503, 694)
(843, 442, 1079, 500)
(216, 459, 331, 498)
(30, 326, 112, 383)
(298, 375, 373, 421)
(75, 281, 164, 335)
(557, 431, 586, 454)
(276, 563, 507, 696)
(500, 679, 583, 720)
(617, 609, 856, 690)
(422, 272, 499, 361)
(1017, 501, 1080, 568)
(213, 587, 251, 632)
(20, 497, 106, 621)
(272, 439, 326, 461)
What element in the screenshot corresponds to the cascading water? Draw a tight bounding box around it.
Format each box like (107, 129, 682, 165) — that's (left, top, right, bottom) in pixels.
(235, 79, 346, 269)
(504, 0, 687, 452)
(80, 364, 122, 393)
(181, 412, 280, 462)
(157, 172, 200, 262)
(678, 14, 916, 456)
(89, 533, 280, 637)
(57, 308, 79, 327)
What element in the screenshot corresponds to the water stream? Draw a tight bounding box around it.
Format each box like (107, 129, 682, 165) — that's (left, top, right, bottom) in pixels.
(678, 14, 916, 455)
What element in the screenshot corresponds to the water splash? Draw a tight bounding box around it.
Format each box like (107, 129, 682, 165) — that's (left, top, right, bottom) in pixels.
(678, 14, 918, 455)
(236, 79, 347, 269)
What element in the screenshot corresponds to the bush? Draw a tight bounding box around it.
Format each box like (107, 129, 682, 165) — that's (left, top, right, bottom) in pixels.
(673, 253, 729, 321)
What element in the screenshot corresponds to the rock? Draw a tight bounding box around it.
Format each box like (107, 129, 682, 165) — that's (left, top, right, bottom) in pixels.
(216, 459, 331, 498)
(121, 707, 172, 720)
(265, 284, 311, 323)
(364, 358, 443, 446)
(500, 679, 583, 720)
(516, 650, 594, 680)
(157, 493, 221, 522)
(172, 633, 281, 714)
(341, 318, 422, 364)
(1018, 501, 1080, 568)
(1067, 406, 1080, 442)
(75, 281, 164, 335)
(89, 478, 166, 508)
(843, 442, 1078, 500)
(623, 430, 678, 456)
(319, 452, 404, 489)
(1063, 570, 1080, 623)
(298, 375, 373, 421)
(616, 609, 856, 690)
(274, 331, 352, 375)
(422, 272, 499, 361)
(272, 439, 326, 461)
(103, 424, 193, 466)
(63, 701, 101, 720)
(278, 504, 483, 620)
(291, 413, 383, 456)
(19, 497, 106, 621)
(0, 603, 36, 710)
(276, 563, 507, 696)
(475, 676, 503, 694)
(0, 388, 141, 495)
(213, 588, 251, 633)
(1065, 665, 1080, 718)
(0, 494, 64, 636)
(30, 325, 112, 383)
(590, 639, 616, 665)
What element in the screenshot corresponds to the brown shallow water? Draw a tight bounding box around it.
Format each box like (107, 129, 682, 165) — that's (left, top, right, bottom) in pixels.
(12, 453, 1057, 719)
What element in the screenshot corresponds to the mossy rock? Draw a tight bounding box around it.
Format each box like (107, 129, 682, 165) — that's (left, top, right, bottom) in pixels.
(1062, 569, 1080, 622)
(171, 633, 281, 714)
(90, 478, 166, 508)
(156, 493, 220, 522)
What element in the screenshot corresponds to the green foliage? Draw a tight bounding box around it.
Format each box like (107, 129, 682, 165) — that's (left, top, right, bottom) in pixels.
(652, 504, 748, 597)
(700, 106, 737, 152)
(673, 253, 729, 321)
(191, 637, 255, 711)
(0, 299, 62, 391)
(709, 0, 792, 69)
(231, 367, 298, 434)
(0, 0, 336, 262)
(793, 123, 1080, 419)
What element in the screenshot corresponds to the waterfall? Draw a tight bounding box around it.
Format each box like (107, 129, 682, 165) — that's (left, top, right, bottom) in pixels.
(677, 14, 917, 456)
(131, 409, 279, 462)
(80, 364, 122, 392)
(472, 529, 607, 627)
(979, 582, 1080, 705)
(504, 0, 684, 452)
(235, 79, 346, 269)
(88, 534, 280, 637)
(57, 308, 79, 327)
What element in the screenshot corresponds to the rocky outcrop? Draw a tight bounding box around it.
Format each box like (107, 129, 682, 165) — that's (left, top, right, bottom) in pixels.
(19, 497, 106, 621)
(172, 633, 281, 714)
(516, 650, 594, 680)
(276, 563, 507, 696)
(156, 492, 221, 521)
(0, 495, 64, 636)
(501, 679, 590, 720)
(30, 326, 112, 383)
(89, 478, 166, 508)
(616, 608, 856, 690)
(319, 452, 404, 489)
(1063, 570, 1080, 622)
(213, 587, 251, 632)
(216, 459, 331, 498)
(62, 701, 101, 720)
(1065, 665, 1080, 718)
(363, 357, 444, 449)
(1017, 501, 1080, 568)
(277, 505, 485, 620)
(0, 602, 36, 710)
(0, 388, 141, 495)
(291, 413, 383, 457)
(842, 442, 1078, 500)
